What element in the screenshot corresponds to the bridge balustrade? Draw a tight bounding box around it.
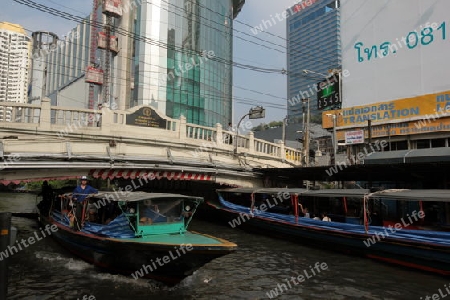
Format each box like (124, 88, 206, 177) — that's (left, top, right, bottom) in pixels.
(186, 124, 217, 141)
(51, 107, 101, 127)
(0, 103, 41, 124)
(0, 98, 302, 165)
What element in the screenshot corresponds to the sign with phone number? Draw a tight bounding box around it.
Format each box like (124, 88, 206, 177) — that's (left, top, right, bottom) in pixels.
(316, 74, 341, 110)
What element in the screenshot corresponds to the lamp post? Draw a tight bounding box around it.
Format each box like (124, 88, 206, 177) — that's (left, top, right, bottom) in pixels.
(326, 113, 337, 166)
(234, 106, 265, 155)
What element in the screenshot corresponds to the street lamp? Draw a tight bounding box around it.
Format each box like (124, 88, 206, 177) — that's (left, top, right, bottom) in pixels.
(326, 113, 337, 166)
(234, 106, 265, 155)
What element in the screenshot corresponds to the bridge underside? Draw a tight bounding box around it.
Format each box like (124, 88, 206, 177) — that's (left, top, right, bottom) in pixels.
(0, 161, 262, 188)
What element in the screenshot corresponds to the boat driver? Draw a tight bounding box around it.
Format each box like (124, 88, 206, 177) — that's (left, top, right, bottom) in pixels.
(72, 176, 98, 229)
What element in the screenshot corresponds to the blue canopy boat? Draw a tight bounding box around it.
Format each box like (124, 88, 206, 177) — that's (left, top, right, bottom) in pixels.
(38, 192, 237, 285)
(208, 188, 450, 275)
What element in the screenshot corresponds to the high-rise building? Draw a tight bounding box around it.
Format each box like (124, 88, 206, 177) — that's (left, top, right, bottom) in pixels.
(0, 22, 31, 104)
(286, 0, 341, 122)
(38, 0, 245, 127)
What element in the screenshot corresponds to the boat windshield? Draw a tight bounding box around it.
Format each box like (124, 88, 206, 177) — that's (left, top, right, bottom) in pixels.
(138, 198, 183, 225)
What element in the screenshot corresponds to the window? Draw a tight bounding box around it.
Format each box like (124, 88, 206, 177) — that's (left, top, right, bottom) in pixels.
(431, 138, 446, 148)
(416, 139, 430, 149)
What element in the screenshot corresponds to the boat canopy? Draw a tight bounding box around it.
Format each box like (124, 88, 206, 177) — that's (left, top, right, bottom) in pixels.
(217, 188, 450, 202)
(301, 189, 369, 198)
(216, 188, 307, 194)
(73, 192, 203, 203)
(368, 189, 450, 202)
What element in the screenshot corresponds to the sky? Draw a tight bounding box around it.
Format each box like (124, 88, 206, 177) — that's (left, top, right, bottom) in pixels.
(1, 0, 300, 126)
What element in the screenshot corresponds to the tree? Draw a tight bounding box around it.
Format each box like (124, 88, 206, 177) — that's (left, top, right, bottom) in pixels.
(252, 120, 284, 131)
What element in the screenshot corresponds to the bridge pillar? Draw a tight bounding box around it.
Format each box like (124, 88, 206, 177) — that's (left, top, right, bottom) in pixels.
(100, 106, 112, 134)
(215, 123, 223, 146)
(279, 140, 285, 159)
(248, 131, 255, 154)
(40, 97, 51, 130)
(179, 115, 187, 141)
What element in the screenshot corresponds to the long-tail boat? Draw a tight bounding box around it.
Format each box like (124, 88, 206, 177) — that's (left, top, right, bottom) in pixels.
(37, 192, 237, 285)
(208, 188, 450, 275)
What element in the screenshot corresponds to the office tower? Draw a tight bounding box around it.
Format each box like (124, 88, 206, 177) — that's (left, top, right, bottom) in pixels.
(286, 0, 341, 122)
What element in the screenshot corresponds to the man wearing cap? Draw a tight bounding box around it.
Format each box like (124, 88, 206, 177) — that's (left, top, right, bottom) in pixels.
(72, 176, 98, 229)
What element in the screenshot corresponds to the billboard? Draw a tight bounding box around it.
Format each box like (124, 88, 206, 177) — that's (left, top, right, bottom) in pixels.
(322, 90, 450, 129)
(322, 92, 450, 140)
(317, 73, 341, 110)
(341, 0, 450, 108)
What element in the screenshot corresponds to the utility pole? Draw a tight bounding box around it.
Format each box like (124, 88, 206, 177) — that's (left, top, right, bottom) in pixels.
(302, 98, 310, 167)
(332, 114, 337, 166)
(282, 116, 287, 145)
(326, 113, 338, 166)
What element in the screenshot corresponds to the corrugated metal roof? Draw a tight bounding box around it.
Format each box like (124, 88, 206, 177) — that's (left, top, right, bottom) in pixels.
(364, 148, 450, 165)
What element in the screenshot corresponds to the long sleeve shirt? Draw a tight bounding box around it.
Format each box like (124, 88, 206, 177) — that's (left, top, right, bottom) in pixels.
(72, 185, 98, 202)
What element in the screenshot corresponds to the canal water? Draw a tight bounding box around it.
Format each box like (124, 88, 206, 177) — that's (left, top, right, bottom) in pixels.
(1, 192, 448, 300)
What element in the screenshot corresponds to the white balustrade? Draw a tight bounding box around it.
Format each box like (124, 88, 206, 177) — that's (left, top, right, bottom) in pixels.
(0, 99, 301, 164)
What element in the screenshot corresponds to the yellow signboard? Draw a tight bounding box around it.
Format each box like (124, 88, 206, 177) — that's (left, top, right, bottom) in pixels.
(323, 90, 450, 129)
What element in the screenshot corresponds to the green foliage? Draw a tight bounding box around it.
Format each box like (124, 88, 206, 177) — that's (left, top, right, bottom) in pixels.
(24, 180, 76, 191)
(252, 121, 284, 131)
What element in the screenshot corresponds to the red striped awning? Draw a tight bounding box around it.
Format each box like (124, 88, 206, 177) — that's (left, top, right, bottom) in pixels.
(89, 169, 213, 181)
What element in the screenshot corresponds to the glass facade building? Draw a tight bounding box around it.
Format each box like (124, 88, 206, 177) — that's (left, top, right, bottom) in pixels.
(39, 0, 245, 127)
(134, 0, 244, 126)
(286, 0, 341, 122)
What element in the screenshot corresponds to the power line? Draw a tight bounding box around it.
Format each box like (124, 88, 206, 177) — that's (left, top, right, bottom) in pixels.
(11, 1, 328, 120)
(154, 0, 338, 67)
(13, 0, 286, 75)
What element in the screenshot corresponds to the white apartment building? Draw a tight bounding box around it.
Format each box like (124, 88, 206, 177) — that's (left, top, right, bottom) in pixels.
(0, 22, 31, 104)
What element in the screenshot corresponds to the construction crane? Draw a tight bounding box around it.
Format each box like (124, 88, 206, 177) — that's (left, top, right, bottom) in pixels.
(85, 0, 122, 110)
(86, 0, 100, 110)
(101, 0, 122, 107)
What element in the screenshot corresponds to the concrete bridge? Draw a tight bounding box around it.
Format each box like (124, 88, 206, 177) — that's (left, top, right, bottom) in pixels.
(0, 99, 301, 187)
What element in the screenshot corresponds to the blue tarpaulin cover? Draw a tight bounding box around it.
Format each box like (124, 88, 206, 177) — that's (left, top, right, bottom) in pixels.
(52, 211, 135, 238)
(218, 196, 450, 246)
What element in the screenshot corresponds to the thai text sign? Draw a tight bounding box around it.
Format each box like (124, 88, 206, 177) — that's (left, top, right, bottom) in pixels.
(345, 130, 364, 145)
(323, 90, 450, 129)
(341, 0, 449, 108)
